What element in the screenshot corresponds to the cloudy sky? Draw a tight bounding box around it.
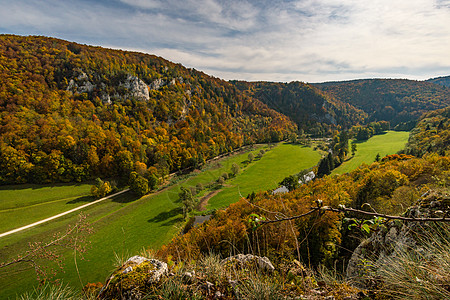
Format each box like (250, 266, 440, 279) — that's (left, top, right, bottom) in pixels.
(1, 0, 449, 82)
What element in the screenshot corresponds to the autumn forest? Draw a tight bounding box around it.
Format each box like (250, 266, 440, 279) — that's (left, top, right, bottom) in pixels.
(1, 34, 450, 299)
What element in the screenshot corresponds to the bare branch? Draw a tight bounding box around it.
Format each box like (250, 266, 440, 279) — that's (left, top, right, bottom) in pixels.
(260, 208, 321, 224)
(260, 206, 450, 225)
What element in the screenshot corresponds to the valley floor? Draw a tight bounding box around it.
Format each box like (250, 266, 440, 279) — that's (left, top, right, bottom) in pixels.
(0, 142, 320, 299)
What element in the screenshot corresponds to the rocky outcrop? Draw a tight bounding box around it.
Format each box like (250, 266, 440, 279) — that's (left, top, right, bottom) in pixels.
(149, 78, 166, 90)
(122, 75, 150, 101)
(66, 70, 95, 94)
(221, 254, 275, 272)
(346, 190, 450, 288)
(99, 255, 167, 299)
(67, 69, 151, 102)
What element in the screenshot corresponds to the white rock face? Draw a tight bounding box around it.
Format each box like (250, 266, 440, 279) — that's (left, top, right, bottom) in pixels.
(66, 70, 152, 102)
(123, 75, 150, 101)
(67, 70, 95, 94)
(149, 78, 166, 90)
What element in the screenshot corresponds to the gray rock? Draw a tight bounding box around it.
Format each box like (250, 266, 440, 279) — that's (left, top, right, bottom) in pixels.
(347, 190, 449, 288)
(123, 75, 149, 101)
(100, 256, 168, 299)
(221, 254, 275, 272)
(149, 78, 166, 90)
(66, 70, 95, 94)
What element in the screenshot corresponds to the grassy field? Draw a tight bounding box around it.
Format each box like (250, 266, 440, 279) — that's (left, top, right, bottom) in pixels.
(0, 143, 321, 299)
(207, 143, 321, 209)
(0, 183, 93, 233)
(332, 131, 410, 175)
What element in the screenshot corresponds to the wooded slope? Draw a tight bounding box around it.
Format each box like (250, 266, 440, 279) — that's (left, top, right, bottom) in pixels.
(314, 79, 450, 126)
(0, 35, 296, 184)
(232, 80, 366, 136)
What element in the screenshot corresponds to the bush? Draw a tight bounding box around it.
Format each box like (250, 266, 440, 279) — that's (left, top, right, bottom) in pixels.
(217, 176, 225, 185)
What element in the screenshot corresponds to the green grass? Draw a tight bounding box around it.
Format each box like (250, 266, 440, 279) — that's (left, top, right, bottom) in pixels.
(0, 143, 321, 299)
(0, 183, 93, 233)
(0, 183, 92, 210)
(332, 131, 410, 175)
(208, 143, 321, 209)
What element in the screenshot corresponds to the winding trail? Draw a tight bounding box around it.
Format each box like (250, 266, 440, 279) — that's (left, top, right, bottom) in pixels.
(0, 189, 129, 238)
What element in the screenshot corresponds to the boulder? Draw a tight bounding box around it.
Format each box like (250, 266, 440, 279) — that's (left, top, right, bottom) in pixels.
(221, 254, 275, 272)
(99, 255, 167, 299)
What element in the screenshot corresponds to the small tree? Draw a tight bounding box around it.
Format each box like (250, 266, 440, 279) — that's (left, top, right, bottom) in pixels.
(147, 173, 159, 191)
(217, 176, 225, 185)
(257, 149, 264, 159)
(375, 153, 381, 162)
(351, 143, 357, 156)
(196, 182, 204, 193)
(91, 178, 112, 198)
(129, 172, 149, 197)
(279, 175, 299, 192)
(248, 152, 255, 163)
(179, 187, 195, 219)
(231, 163, 240, 176)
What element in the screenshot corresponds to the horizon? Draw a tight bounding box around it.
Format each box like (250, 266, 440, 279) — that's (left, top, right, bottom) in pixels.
(3, 33, 446, 85)
(1, 0, 449, 82)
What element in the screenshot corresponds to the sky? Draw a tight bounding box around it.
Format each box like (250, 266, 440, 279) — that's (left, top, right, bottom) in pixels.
(1, 0, 449, 83)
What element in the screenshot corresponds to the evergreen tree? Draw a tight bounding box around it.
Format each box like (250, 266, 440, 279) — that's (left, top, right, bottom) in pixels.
(317, 157, 330, 178)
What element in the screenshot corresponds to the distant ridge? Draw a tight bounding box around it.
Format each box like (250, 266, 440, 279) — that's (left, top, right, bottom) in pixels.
(314, 78, 450, 126)
(231, 80, 366, 136)
(427, 75, 450, 87)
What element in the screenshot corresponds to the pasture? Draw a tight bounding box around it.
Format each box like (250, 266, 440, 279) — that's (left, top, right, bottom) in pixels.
(332, 131, 410, 175)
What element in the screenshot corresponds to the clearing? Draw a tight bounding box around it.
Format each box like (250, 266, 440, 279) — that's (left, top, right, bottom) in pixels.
(332, 131, 410, 175)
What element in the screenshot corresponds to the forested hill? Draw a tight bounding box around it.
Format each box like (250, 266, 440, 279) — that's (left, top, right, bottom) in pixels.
(314, 79, 450, 127)
(231, 81, 366, 136)
(0, 35, 296, 184)
(427, 75, 450, 88)
(403, 106, 450, 157)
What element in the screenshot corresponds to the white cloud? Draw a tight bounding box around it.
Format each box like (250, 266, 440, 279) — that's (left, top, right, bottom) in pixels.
(119, 0, 161, 9)
(0, 0, 449, 82)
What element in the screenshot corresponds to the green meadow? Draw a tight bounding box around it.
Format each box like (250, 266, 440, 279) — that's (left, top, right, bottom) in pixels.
(207, 143, 321, 209)
(0, 143, 320, 299)
(332, 131, 410, 175)
(0, 183, 93, 233)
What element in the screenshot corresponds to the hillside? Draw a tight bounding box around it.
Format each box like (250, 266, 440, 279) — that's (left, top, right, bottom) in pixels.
(0, 35, 296, 185)
(232, 80, 366, 136)
(427, 75, 450, 87)
(404, 106, 450, 157)
(314, 79, 450, 127)
(152, 109, 450, 299)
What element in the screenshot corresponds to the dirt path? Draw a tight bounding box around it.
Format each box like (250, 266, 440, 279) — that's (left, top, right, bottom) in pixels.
(197, 189, 222, 211)
(0, 189, 130, 238)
